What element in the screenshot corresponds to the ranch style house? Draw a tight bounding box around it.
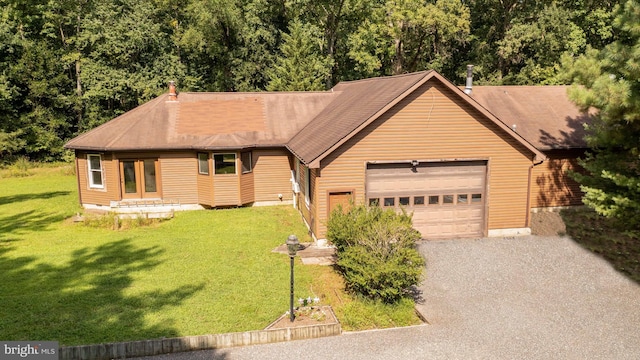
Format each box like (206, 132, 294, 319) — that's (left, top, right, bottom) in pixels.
(64, 70, 590, 240)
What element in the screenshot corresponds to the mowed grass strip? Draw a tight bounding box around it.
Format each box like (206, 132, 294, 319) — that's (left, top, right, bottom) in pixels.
(0, 166, 422, 346)
(0, 167, 316, 345)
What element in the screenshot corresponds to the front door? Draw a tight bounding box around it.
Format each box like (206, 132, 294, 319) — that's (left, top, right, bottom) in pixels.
(328, 191, 353, 216)
(120, 159, 161, 199)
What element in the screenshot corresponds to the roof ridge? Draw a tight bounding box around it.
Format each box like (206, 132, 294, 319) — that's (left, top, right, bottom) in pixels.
(334, 70, 433, 86)
(179, 90, 333, 96)
(471, 85, 571, 88)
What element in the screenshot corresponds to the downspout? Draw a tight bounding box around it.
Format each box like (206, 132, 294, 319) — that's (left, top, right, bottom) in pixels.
(526, 158, 545, 227)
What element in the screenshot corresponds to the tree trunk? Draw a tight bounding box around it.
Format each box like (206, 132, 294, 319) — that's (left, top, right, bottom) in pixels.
(325, 0, 345, 89)
(392, 20, 405, 75)
(76, 14, 83, 128)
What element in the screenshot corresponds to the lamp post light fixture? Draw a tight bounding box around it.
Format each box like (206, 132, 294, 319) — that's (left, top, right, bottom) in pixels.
(286, 234, 300, 322)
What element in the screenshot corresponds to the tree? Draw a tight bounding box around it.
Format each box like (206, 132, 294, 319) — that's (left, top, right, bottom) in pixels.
(497, 3, 586, 84)
(267, 21, 333, 91)
(347, 0, 471, 79)
(561, 0, 640, 228)
(466, 0, 620, 85)
(77, 0, 186, 130)
(0, 1, 76, 161)
(0, 4, 24, 161)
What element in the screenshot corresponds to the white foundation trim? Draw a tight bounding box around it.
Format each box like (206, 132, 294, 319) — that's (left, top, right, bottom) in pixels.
(531, 206, 581, 213)
(488, 228, 531, 237)
(83, 203, 205, 213)
(252, 200, 294, 207)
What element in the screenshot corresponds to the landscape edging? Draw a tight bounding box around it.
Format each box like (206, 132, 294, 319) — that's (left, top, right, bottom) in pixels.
(58, 312, 341, 360)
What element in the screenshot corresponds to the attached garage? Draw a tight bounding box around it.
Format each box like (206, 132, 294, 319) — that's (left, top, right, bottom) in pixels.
(288, 71, 547, 241)
(366, 161, 487, 239)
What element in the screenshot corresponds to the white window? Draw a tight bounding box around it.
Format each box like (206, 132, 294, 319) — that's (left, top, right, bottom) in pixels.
(241, 152, 252, 173)
(214, 153, 236, 174)
(87, 154, 104, 189)
(198, 153, 209, 175)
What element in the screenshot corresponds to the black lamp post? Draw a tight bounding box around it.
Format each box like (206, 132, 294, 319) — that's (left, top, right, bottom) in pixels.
(286, 234, 300, 322)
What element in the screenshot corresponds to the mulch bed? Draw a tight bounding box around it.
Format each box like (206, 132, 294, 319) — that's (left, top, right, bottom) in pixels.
(265, 306, 338, 330)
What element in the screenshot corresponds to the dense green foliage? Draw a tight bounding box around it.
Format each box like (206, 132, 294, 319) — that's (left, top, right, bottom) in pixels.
(327, 205, 424, 303)
(0, 0, 623, 162)
(561, 0, 640, 228)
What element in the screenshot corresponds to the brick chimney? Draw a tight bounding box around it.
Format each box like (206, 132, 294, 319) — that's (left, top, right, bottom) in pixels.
(168, 81, 178, 101)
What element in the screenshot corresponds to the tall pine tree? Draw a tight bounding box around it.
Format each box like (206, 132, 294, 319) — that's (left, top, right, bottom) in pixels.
(562, 0, 640, 229)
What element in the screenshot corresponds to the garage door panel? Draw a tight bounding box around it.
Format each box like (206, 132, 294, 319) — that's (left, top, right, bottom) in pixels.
(366, 161, 486, 240)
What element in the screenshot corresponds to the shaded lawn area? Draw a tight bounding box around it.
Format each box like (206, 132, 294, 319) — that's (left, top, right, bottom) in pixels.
(561, 207, 640, 284)
(0, 167, 318, 345)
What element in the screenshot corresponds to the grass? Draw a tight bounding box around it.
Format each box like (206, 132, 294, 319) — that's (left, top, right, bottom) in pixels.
(561, 207, 640, 284)
(0, 164, 421, 346)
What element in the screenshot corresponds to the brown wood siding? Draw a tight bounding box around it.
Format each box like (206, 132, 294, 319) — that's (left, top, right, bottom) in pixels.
(240, 171, 255, 204)
(297, 161, 317, 234)
(214, 175, 240, 206)
(159, 153, 199, 204)
(310, 168, 318, 235)
(316, 82, 534, 238)
(196, 153, 213, 206)
(76, 152, 120, 206)
(253, 149, 294, 202)
(297, 161, 309, 222)
(531, 149, 585, 208)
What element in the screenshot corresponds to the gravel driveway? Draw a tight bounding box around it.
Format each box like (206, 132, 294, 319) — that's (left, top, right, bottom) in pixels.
(415, 235, 640, 359)
(139, 236, 640, 360)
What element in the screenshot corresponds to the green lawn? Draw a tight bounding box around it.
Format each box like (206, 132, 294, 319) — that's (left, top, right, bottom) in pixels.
(0, 166, 421, 346)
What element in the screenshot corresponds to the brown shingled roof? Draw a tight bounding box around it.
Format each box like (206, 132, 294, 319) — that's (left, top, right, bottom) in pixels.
(65, 92, 337, 151)
(287, 72, 433, 166)
(469, 86, 593, 150)
(287, 71, 545, 167)
(66, 72, 580, 162)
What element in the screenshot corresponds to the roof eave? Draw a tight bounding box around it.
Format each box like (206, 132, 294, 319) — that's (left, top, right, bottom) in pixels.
(304, 71, 436, 168)
(65, 143, 289, 152)
(459, 89, 547, 162)
(304, 71, 546, 167)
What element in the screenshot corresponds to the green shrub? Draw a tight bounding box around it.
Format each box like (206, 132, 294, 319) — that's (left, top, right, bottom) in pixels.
(326, 204, 415, 252)
(338, 245, 424, 303)
(8, 156, 33, 177)
(327, 204, 425, 303)
(82, 213, 166, 230)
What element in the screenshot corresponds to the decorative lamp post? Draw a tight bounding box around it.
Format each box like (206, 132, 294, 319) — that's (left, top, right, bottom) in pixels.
(286, 234, 300, 322)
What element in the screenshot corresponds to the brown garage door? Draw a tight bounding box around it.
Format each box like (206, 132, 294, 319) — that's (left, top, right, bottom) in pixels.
(366, 161, 486, 239)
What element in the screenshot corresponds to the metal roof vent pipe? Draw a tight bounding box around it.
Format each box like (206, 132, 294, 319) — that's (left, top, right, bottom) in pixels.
(464, 65, 473, 95)
(168, 80, 178, 101)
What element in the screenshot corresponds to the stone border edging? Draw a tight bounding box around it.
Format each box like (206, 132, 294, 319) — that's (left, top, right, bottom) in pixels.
(59, 311, 341, 360)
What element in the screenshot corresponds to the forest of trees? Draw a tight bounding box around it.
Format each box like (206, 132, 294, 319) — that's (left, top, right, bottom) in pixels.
(0, 0, 624, 162)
